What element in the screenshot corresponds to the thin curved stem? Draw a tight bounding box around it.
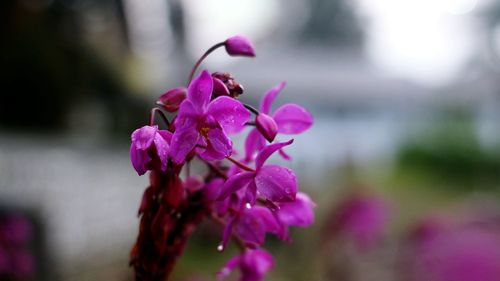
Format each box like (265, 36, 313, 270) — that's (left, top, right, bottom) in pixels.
(226, 157, 255, 172)
(197, 156, 228, 180)
(149, 107, 171, 128)
(187, 42, 225, 85)
(243, 104, 260, 115)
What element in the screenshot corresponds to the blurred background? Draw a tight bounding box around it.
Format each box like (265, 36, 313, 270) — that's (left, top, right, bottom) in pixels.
(1, 0, 500, 280)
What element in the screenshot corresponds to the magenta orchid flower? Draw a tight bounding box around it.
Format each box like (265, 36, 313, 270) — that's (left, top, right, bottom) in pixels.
(128, 35, 315, 281)
(217, 249, 273, 281)
(130, 125, 172, 175)
(408, 222, 500, 281)
(218, 140, 297, 204)
(275, 192, 316, 240)
(327, 195, 390, 250)
(245, 82, 313, 161)
(170, 70, 250, 164)
(221, 193, 315, 248)
(220, 205, 280, 249)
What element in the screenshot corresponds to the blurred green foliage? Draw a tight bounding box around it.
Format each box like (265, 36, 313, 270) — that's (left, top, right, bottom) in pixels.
(396, 108, 500, 191)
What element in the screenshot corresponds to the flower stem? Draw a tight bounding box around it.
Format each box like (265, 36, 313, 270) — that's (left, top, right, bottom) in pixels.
(149, 107, 171, 128)
(243, 104, 260, 115)
(198, 156, 228, 180)
(187, 42, 225, 85)
(226, 157, 255, 172)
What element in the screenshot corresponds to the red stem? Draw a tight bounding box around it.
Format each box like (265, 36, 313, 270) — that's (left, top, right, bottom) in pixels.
(226, 157, 255, 172)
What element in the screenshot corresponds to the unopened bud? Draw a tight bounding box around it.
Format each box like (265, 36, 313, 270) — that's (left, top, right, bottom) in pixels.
(256, 113, 278, 142)
(224, 35, 256, 57)
(212, 77, 230, 97)
(157, 87, 187, 112)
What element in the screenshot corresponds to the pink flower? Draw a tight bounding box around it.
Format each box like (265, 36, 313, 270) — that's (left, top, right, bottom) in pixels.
(170, 70, 250, 164)
(224, 35, 256, 57)
(409, 225, 500, 281)
(226, 206, 281, 248)
(245, 82, 313, 161)
(217, 249, 274, 281)
(1, 215, 32, 245)
(130, 125, 172, 175)
(327, 195, 390, 250)
(217, 140, 297, 204)
(275, 192, 316, 240)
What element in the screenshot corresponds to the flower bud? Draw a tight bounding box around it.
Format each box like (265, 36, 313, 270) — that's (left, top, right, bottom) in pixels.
(157, 87, 187, 112)
(212, 72, 244, 97)
(212, 77, 230, 97)
(224, 35, 256, 57)
(256, 113, 278, 142)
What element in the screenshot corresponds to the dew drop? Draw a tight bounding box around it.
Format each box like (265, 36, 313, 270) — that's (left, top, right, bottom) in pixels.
(245, 203, 251, 209)
(217, 244, 224, 252)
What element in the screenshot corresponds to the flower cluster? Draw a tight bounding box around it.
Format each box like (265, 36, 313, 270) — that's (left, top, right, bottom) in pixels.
(129, 35, 315, 281)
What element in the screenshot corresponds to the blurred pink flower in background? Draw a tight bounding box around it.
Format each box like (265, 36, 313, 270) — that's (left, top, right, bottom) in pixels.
(406, 213, 500, 281)
(0, 213, 35, 279)
(324, 194, 391, 250)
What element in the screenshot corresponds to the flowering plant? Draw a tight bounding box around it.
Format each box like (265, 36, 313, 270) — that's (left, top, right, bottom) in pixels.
(129, 35, 315, 281)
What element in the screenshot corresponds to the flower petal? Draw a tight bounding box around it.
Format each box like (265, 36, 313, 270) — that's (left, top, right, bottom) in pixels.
(130, 145, 150, 176)
(188, 70, 213, 111)
(217, 171, 255, 201)
(213, 77, 230, 96)
(252, 206, 281, 235)
(240, 249, 274, 281)
(277, 192, 316, 227)
(199, 127, 233, 161)
(245, 181, 257, 206)
(273, 103, 313, 134)
(260, 82, 286, 114)
(175, 100, 201, 131)
(207, 96, 250, 134)
(255, 139, 294, 170)
(203, 178, 225, 202)
(217, 254, 241, 280)
(244, 128, 266, 162)
(169, 128, 200, 164)
(254, 165, 297, 202)
(131, 125, 157, 150)
(235, 207, 276, 246)
(221, 216, 236, 251)
(153, 130, 171, 171)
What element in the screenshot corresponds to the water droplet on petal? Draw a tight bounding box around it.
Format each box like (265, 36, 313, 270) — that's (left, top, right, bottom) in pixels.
(245, 203, 251, 209)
